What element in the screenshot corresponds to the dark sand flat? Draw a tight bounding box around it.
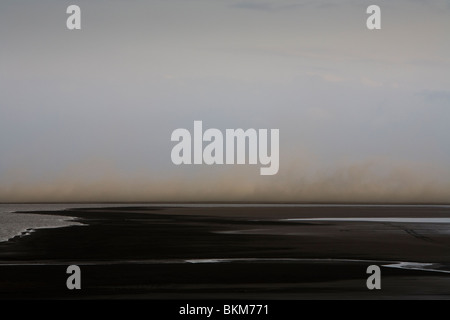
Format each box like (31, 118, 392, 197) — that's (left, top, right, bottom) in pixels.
(0, 205, 450, 299)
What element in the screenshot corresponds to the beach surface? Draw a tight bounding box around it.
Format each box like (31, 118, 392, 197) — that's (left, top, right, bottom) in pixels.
(0, 204, 450, 299)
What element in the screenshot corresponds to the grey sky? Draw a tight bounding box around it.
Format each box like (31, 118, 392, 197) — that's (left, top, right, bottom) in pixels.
(0, 0, 449, 202)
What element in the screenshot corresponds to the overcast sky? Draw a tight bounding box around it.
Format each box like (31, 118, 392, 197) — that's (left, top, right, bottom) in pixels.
(1, 0, 449, 202)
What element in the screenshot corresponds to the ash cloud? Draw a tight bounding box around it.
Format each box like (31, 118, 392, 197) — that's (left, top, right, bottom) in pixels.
(1, 157, 449, 203)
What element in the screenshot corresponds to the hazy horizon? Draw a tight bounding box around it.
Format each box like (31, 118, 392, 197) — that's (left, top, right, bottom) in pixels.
(1, 0, 450, 203)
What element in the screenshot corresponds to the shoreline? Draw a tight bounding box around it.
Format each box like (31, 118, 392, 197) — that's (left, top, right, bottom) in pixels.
(1, 205, 450, 299)
(2, 202, 450, 207)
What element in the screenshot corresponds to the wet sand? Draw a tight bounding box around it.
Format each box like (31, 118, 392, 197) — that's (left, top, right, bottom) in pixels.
(0, 205, 450, 299)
